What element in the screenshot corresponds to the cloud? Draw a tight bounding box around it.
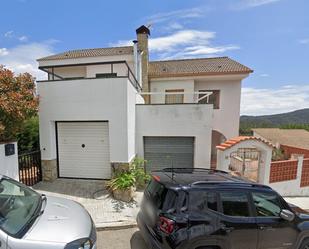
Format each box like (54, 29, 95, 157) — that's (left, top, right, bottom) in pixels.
(299, 38, 309, 44)
(4, 31, 14, 38)
(0, 48, 9, 56)
(260, 73, 270, 77)
(241, 85, 309, 115)
(231, 0, 281, 10)
(146, 7, 205, 25)
(114, 30, 239, 60)
(18, 36, 28, 42)
(0, 40, 57, 80)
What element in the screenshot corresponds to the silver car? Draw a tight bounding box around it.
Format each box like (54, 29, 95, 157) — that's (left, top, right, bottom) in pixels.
(0, 175, 96, 249)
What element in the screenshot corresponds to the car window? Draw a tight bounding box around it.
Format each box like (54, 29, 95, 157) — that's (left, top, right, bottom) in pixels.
(189, 191, 218, 212)
(220, 191, 250, 217)
(0, 179, 41, 236)
(252, 192, 283, 217)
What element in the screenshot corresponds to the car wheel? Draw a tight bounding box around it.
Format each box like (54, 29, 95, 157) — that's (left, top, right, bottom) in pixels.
(300, 239, 309, 249)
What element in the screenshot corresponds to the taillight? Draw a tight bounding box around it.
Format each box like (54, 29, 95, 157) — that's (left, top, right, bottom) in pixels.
(159, 216, 175, 234)
(152, 175, 160, 181)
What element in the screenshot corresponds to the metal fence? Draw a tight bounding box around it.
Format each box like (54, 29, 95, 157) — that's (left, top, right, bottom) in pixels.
(18, 150, 42, 186)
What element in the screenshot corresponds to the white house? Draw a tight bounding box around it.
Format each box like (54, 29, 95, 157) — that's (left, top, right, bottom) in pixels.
(37, 25, 253, 181)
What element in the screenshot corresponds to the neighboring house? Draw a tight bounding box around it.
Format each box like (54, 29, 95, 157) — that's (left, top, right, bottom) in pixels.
(253, 128, 309, 158)
(37, 25, 253, 181)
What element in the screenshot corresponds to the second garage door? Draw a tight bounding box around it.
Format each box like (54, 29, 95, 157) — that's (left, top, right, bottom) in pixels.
(144, 137, 194, 172)
(57, 122, 111, 179)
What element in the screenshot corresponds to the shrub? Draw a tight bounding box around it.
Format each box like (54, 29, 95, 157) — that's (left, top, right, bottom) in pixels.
(107, 157, 150, 191)
(16, 116, 39, 153)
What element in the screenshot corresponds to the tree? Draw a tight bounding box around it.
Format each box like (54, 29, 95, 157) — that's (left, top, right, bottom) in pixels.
(0, 65, 38, 141)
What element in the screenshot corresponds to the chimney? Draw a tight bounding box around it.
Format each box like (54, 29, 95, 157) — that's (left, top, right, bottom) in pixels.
(136, 25, 150, 103)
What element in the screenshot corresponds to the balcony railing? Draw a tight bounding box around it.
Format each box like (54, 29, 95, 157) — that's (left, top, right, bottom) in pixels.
(139, 91, 213, 104)
(37, 61, 142, 92)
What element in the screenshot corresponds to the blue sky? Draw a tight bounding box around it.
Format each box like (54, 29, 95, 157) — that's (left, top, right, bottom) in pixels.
(0, 0, 308, 115)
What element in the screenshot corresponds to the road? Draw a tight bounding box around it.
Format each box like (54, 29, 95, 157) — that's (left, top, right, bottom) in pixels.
(96, 227, 148, 249)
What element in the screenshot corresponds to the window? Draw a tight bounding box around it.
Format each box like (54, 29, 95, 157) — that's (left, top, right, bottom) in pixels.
(220, 191, 250, 217)
(252, 192, 283, 217)
(189, 191, 218, 212)
(198, 90, 220, 109)
(165, 89, 184, 104)
(96, 73, 117, 78)
(0, 179, 41, 236)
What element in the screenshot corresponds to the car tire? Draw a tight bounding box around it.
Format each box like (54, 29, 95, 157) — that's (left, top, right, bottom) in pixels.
(299, 238, 309, 249)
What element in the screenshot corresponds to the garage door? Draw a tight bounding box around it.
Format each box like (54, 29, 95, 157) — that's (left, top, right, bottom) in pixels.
(144, 137, 194, 172)
(57, 122, 110, 179)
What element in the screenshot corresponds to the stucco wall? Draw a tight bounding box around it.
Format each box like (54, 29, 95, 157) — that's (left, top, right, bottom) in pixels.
(195, 80, 241, 139)
(0, 142, 19, 180)
(135, 104, 213, 168)
(149, 77, 242, 140)
(38, 78, 137, 163)
(150, 79, 195, 103)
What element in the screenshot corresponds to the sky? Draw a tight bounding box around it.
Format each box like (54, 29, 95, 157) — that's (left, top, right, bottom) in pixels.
(0, 0, 308, 115)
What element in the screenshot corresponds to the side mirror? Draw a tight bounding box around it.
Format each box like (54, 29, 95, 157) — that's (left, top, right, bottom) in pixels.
(280, 209, 295, 222)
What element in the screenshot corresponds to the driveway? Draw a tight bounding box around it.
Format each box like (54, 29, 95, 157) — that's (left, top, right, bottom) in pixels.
(33, 179, 143, 228)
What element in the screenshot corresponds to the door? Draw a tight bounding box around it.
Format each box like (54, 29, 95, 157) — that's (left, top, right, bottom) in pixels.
(144, 137, 194, 172)
(57, 122, 111, 179)
(252, 191, 298, 249)
(0, 230, 6, 248)
(218, 190, 258, 249)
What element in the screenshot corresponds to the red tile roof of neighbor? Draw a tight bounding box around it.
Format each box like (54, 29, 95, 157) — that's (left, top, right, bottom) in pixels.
(252, 128, 309, 150)
(216, 136, 275, 151)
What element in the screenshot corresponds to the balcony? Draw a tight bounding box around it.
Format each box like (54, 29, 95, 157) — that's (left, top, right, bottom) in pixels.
(138, 91, 213, 105)
(37, 61, 141, 91)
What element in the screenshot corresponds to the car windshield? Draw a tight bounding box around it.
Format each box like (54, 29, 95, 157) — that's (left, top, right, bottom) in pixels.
(0, 178, 41, 236)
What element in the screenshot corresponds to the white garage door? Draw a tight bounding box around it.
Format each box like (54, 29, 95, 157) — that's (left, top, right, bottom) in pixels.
(57, 122, 111, 179)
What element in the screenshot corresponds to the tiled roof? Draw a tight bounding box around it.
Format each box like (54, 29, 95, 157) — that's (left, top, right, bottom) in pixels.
(37, 46, 134, 61)
(252, 128, 309, 150)
(216, 136, 274, 151)
(148, 57, 253, 78)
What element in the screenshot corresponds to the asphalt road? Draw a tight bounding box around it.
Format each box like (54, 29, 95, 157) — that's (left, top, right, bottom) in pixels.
(96, 227, 148, 249)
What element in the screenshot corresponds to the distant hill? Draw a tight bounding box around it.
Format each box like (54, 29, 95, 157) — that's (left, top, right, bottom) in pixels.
(241, 108, 309, 126)
(240, 108, 309, 135)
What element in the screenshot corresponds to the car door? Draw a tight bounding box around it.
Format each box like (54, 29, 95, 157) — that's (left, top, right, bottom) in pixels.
(252, 191, 298, 249)
(0, 230, 7, 249)
(217, 190, 258, 249)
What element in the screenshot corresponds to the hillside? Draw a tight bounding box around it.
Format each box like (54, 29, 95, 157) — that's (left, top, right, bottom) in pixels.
(241, 108, 309, 126)
(240, 108, 309, 135)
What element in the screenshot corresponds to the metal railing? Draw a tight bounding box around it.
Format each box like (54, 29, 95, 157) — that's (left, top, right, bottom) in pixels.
(38, 61, 142, 92)
(139, 91, 213, 104)
(18, 150, 42, 186)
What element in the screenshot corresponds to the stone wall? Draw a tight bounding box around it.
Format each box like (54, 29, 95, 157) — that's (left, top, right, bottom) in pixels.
(42, 159, 57, 181)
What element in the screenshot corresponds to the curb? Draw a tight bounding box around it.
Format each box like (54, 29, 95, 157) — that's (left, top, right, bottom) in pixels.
(95, 221, 138, 231)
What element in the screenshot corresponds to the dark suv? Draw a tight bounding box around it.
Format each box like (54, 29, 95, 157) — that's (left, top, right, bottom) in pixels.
(137, 168, 309, 249)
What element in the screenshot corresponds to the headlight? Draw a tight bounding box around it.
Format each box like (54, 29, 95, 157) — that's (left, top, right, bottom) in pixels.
(64, 238, 92, 249)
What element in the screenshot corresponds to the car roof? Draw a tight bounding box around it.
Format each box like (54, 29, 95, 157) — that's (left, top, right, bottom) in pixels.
(151, 168, 271, 190)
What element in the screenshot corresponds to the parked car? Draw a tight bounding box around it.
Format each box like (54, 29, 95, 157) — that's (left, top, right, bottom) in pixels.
(137, 168, 309, 249)
(0, 175, 96, 249)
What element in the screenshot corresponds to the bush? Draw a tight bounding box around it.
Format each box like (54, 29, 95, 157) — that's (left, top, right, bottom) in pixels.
(107, 157, 150, 191)
(107, 172, 135, 191)
(16, 116, 39, 153)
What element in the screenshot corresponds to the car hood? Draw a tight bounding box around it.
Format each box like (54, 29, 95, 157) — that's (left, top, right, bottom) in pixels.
(24, 196, 92, 243)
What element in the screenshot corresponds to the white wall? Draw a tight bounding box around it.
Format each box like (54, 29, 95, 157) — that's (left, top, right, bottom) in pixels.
(149, 76, 243, 140)
(0, 142, 19, 180)
(268, 157, 309, 196)
(38, 78, 137, 163)
(136, 104, 213, 168)
(53, 66, 86, 79)
(150, 79, 195, 103)
(195, 79, 241, 139)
